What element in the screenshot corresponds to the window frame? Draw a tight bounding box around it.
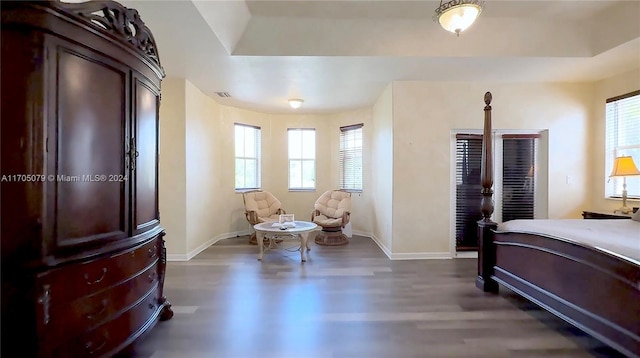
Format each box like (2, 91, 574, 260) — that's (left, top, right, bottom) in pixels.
(605, 90, 640, 199)
(234, 123, 261, 191)
(287, 128, 316, 191)
(339, 124, 364, 193)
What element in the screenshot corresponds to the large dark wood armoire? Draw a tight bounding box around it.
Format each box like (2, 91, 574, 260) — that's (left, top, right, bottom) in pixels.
(1, 1, 173, 356)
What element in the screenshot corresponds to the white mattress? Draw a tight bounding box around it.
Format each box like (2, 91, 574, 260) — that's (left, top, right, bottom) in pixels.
(497, 219, 640, 264)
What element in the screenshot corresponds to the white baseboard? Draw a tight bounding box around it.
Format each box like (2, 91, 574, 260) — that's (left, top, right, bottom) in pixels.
(166, 253, 190, 261)
(390, 252, 452, 260)
(455, 251, 478, 259)
(167, 230, 251, 261)
(364, 231, 452, 260)
(365, 232, 392, 259)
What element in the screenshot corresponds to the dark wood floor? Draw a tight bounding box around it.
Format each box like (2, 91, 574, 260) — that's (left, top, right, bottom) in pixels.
(127, 235, 625, 358)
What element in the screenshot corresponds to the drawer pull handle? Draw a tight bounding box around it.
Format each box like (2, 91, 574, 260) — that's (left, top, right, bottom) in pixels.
(85, 335, 108, 355)
(148, 272, 157, 283)
(84, 268, 107, 286)
(148, 247, 157, 258)
(37, 284, 51, 325)
(85, 299, 108, 320)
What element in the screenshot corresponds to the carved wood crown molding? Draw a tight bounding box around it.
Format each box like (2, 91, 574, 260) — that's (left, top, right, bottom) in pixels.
(54, 0, 162, 69)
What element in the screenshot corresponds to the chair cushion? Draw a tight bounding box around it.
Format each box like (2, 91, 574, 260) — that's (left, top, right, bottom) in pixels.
(259, 214, 281, 223)
(244, 191, 282, 218)
(312, 214, 342, 227)
(314, 190, 351, 219)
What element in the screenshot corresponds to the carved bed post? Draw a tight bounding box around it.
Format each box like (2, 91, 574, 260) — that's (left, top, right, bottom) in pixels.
(476, 92, 499, 293)
(158, 231, 174, 320)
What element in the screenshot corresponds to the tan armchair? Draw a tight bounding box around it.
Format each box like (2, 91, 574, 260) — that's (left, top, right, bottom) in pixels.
(311, 190, 351, 246)
(242, 190, 286, 245)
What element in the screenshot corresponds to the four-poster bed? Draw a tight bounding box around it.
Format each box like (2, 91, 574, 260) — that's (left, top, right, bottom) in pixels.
(475, 92, 640, 358)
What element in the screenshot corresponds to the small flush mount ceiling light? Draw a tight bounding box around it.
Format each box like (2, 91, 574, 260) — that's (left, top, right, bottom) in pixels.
(434, 0, 484, 37)
(288, 98, 304, 109)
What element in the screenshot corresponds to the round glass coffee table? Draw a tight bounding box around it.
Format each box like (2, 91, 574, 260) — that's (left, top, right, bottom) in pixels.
(253, 221, 318, 262)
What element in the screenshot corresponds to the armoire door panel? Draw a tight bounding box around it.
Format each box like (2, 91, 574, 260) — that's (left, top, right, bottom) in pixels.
(54, 48, 129, 246)
(133, 77, 159, 232)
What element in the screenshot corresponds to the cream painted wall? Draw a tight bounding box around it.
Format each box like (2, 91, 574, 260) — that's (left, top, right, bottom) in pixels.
(590, 68, 640, 212)
(371, 84, 394, 252)
(185, 81, 224, 254)
(391, 82, 594, 254)
(265, 113, 333, 220)
(159, 79, 187, 255)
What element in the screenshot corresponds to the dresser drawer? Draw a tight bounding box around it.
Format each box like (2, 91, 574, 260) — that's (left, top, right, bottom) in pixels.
(38, 260, 159, 350)
(51, 286, 161, 358)
(35, 237, 160, 304)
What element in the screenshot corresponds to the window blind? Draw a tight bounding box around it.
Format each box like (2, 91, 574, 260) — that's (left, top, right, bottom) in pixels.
(605, 91, 640, 198)
(455, 134, 483, 251)
(339, 124, 363, 192)
(501, 134, 539, 222)
(234, 123, 261, 190)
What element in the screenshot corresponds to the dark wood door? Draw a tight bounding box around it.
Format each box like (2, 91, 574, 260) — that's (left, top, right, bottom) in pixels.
(46, 39, 130, 252)
(132, 75, 160, 234)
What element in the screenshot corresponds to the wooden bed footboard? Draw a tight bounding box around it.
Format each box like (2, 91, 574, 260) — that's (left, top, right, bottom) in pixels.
(491, 231, 640, 357)
(476, 92, 640, 358)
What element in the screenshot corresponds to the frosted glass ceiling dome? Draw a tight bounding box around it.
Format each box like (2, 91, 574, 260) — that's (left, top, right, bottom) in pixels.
(434, 0, 484, 36)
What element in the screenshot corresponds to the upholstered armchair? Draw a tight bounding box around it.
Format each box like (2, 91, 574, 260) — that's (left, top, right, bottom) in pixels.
(242, 190, 286, 245)
(311, 190, 352, 246)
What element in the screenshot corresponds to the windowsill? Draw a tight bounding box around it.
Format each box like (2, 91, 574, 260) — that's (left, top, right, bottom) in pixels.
(605, 196, 640, 202)
(288, 189, 316, 192)
(235, 188, 260, 193)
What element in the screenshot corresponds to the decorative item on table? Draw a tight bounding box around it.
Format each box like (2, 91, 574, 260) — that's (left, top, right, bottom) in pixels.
(272, 214, 296, 229)
(609, 156, 640, 214)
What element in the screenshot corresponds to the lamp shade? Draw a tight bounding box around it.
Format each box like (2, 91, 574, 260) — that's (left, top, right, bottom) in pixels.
(288, 98, 304, 109)
(609, 156, 640, 177)
(435, 1, 483, 36)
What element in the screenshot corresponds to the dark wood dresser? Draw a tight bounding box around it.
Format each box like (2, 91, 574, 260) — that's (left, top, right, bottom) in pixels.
(581, 210, 633, 219)
(1, 1, 173, 356)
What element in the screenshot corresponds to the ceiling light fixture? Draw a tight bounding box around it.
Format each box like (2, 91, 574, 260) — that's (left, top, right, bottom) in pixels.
(288, 98, 304, 109)
(434, 0, 484, 37)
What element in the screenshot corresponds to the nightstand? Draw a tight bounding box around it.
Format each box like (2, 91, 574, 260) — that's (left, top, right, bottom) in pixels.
(581, 210, 633, 219)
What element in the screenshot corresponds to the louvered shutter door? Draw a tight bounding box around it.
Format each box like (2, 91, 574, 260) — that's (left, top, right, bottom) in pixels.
(455, 134, 483, 250)
(501, 134, 538, 222)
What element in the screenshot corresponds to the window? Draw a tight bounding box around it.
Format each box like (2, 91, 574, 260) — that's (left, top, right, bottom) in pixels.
(288, 128, 315, 190)
(339, 124, 363, 192)
(234, 123, 261, 190)
(605, 91, 640, 198)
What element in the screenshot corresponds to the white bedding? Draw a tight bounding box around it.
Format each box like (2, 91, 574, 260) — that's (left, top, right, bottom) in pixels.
(497, 219, 640, 264)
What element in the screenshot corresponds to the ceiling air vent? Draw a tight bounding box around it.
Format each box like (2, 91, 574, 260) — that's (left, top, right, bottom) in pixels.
(215, 92, 231, 98)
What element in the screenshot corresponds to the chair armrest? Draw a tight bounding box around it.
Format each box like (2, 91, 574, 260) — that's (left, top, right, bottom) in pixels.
(342, 211, 351, 227)
(245, 210, 259, 225)
(311, 209, 319, 221)
(277, 208, 286, 215)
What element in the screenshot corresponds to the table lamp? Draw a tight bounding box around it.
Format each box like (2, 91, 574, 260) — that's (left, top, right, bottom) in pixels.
(609, 156, 640, 214)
